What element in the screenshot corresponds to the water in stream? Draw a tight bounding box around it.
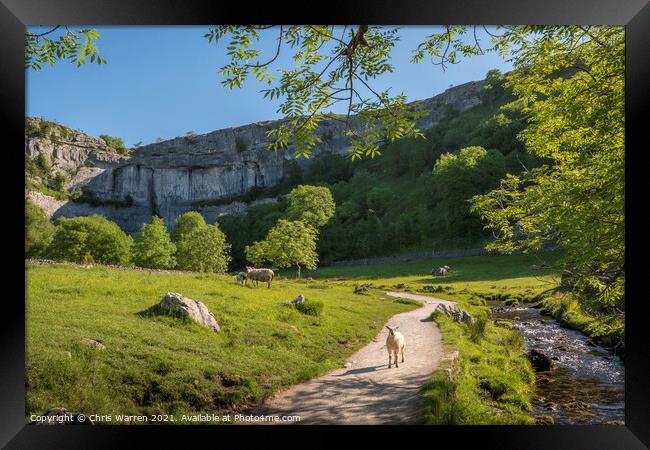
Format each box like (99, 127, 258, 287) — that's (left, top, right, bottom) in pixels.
(490, 302, 624, 425)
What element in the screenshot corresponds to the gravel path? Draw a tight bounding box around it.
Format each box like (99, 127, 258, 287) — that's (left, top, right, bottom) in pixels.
(247, 292, 456, 425)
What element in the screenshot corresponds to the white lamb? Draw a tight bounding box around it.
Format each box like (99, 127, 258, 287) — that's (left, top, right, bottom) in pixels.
(385, 325, 406, 368)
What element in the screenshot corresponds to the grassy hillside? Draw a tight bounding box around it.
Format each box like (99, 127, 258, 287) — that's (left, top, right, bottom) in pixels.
(25, 263, 416, 424)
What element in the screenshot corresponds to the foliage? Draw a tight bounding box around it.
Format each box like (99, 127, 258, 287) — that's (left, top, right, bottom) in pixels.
(132, 217, 177, 269)
(25, 26, 106, 71)
(48, 215, 132, 265)
(432, 146, 506, 237)
(245, 219, 318, 277)
(99, 134, 129, 156)
(25, 199, 55, 258)
(470, 26, 625, 312)
(285, 185, 336, 228)
(172, 211, 207, 243)
(206, 26, 426, 158)
(294, 299, 324, 316)
(175, 223, 231, 273)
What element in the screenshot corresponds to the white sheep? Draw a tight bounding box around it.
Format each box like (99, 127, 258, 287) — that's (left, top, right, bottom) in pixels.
(385, 325, 406, 368)
(245, 266, 275, 288)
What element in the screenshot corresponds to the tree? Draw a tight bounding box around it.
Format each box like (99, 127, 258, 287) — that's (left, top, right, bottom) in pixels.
(48, 215, 132, 265)
(25, 199, 55, 258)
(172, 211, 207, 242)
(175, 223, 231, 273)
(285, 185, 336, 228)
(469, 27, 625, 311)
(25, 26, 105, 71)
(206, 26, 426, 158)
(433, 146, 506, 236)
(132, 216, 176, 269)
(245, 219, 318, 278)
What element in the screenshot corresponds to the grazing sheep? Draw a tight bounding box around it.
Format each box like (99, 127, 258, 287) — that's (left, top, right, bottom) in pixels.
(234, 272, 247, 285)
(385, 325, 406, 368)
(245, 266, 275, 288)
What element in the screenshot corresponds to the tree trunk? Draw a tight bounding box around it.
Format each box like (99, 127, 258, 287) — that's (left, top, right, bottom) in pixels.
(296, 264, 301, 279)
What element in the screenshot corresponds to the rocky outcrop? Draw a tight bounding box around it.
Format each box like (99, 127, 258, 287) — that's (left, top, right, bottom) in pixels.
(25, 78, 486, 232)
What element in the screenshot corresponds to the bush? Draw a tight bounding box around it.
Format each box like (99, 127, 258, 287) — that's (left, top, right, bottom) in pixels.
(25, 199, 54, 258)
(48, 215, 133, 265)
(99, 134, 129, 156)
(295, 299, 324, 316)
(133, 216, 176, 269)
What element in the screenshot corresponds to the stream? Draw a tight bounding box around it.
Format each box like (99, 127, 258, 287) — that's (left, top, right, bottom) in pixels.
(490, 302, 624, 425)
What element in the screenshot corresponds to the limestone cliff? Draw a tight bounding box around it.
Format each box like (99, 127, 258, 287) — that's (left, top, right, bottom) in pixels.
(25, 78, 485, 233)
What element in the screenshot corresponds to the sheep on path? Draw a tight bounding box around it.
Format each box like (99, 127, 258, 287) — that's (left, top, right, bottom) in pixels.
(386, 325, 406, 368)
(245, 266, 275, 288)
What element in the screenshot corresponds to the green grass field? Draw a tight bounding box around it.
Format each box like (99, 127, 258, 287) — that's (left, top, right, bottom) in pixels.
(25, 264, 416, 424)
(305, 252, 563, 298)
(26, 252, 564, 425)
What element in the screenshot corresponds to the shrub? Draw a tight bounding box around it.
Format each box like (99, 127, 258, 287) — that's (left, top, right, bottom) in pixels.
(133, 216, 176, 269)
(295, 299, 324, 316)
(467, 317, 488, 343)
(52, 173, 67, 191)
(48, 215, 133, 265)
(99, 134, 129, 156)
(25, 199, 54, 258)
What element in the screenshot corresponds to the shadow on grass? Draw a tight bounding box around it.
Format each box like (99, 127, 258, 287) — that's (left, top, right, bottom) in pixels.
(135, 304, 193, 324)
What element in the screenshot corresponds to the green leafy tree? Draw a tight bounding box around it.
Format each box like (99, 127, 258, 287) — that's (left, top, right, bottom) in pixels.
(468, 27, 625, 311)
(48, 215, 132, 265)
(25, 26, 106, 71)
(285, 185, 336, 228)
(245, 219, 318, 277)
(433, 146, 506, 236)
(175, 223, 231, 272)
(132, 216, 176, 269)
(25, 199, 55, 258)
(172, 211, 207, 242)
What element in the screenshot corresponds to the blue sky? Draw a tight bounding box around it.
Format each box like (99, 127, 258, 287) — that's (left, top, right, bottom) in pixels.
(26, 26, 513, 147)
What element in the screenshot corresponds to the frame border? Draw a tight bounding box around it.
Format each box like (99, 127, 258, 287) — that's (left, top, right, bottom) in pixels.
(2, 1, 648, 447)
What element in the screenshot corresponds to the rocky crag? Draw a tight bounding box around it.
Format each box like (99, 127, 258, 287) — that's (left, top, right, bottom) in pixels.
(25, 79, 485, 233)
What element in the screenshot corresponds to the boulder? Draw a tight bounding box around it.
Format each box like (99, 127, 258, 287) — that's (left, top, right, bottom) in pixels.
(527, 349, 553, 371)
(80, 337, 105, 350)
(157, 292, 220, 332)
(290, 294, 305, 305)
(434, 303, 474, 324)
(432, 267, 448, 277)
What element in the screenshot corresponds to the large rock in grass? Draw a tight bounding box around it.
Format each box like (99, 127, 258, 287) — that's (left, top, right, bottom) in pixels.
(158, 292, 220, 332)
(434, 303, 474, 325)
